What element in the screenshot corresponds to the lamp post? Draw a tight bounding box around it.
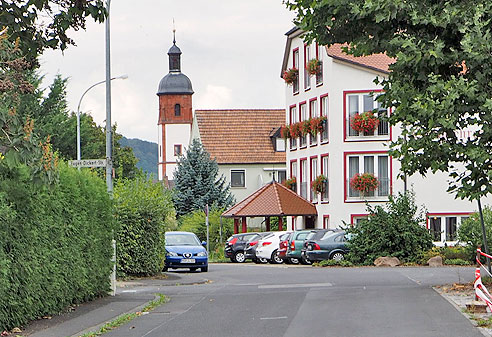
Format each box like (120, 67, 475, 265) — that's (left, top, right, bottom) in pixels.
(76, 75, 127, 162)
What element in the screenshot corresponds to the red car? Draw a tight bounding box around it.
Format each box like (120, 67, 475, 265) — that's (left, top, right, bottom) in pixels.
(277, 232, 294, 263)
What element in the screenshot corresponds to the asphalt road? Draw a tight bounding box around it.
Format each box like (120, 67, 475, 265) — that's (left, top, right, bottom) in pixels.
(104, 263, 482, 337)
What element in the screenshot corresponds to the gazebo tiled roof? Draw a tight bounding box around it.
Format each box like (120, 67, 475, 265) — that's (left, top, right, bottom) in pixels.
(222, 181, 317, 218)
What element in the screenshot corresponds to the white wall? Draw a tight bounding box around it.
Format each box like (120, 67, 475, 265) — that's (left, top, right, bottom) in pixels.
(165, 123, 191, 180)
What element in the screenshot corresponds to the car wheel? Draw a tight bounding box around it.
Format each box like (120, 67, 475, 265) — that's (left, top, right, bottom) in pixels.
(331, 252, 345, 261)
(288, 257, 300, 264)
(234, 251, 246, 263)
(270, 250, 284, 264)
(300, 254, 312, 265)
(201, 266, 208, 272)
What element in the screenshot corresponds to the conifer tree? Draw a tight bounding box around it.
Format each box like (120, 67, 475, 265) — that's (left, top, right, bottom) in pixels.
(173, 139, 234, 217)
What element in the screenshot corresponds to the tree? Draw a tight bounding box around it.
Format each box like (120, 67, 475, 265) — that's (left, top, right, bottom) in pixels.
(0, 0, 106, 62)
(173, 139, 234, 218)
(345, 192, 433, 265)
(285, 0, 492, 200)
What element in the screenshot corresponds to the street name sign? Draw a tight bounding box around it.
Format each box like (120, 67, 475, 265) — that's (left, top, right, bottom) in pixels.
(68, 159, 107, 168)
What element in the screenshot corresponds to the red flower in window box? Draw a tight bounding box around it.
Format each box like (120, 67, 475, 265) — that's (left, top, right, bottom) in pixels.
(281, 125, 291, 139)
(350, 173, 379, 195)
(283, 176, 297, 191)
(301, 120, 311, 136)
(309, 116, 327, 135)
(289, 122, 302, 138)
(351, 111, 379, 133)
(306, 59, 322, 76)
(311, 174, 327, 194)
(283, 68, 298, 85)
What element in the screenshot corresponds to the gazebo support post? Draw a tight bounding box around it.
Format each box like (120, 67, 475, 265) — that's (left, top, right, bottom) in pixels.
(265, 217, 270, 232)
(242, 216, 247, 233)
(234, 218, 239, 234)
(278, 216, 283, 231)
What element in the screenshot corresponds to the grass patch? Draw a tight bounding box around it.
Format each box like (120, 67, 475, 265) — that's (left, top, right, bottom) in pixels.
(78, 294, 168, 337)
(313, 260, 354, 267)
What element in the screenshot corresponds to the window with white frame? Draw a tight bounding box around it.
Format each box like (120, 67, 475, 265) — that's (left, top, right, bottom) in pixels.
(300, 159, 307, 199)
(231, 170, 245, 187)
(346, 92, 389, 139)
(352, 215, 369, 225)
(320, 95, 329, 142)
(310, 99, 318, 145)
(347, 154, 389, 199)
(428, 215, 470, 244)
(321, 155, 329, 202)
(304, 44, 311, 90)
(300, 103, 307, 147)
(310, 157, 318, 202)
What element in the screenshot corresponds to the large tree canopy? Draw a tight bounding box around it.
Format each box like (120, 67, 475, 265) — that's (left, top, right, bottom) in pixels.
(285, 0, 492, 201)
(0, 0, 106, 61)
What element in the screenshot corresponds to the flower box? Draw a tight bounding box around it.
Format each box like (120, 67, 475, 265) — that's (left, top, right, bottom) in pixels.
(350, 173, 379, 195)
(284, 176, 297, 191)
(283, 68, 298, 85)
(350, 111, 379, 134)
(306, 59, 322, 76)
(312, 174, 327, 194)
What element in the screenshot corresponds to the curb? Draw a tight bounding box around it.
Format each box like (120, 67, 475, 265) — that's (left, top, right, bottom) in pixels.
(69, 294, 161, 337)
(118, 278, 209, 288)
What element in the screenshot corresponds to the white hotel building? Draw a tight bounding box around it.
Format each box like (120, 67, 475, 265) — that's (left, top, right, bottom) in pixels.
(281, 27, 488, 246)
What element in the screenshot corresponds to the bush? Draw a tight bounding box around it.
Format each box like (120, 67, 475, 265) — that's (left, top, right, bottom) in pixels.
(346, 191, 433, 265)
(0, 163, 113, 331)
(114, 178, 176, 277)
(419, 246, 471, 265)
(444, 258, 471, 265)
(314, 259, 354, 267)
(178, 208, 233, 251)
(458, 207, 492, 261)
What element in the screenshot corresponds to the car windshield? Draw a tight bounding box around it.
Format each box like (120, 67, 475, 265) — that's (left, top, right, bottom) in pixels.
(166, 233, 201, 246)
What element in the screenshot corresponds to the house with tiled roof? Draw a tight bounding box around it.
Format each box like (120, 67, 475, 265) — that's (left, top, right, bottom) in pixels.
(191, 109, 287, 216)
(281, 27, 482, 245)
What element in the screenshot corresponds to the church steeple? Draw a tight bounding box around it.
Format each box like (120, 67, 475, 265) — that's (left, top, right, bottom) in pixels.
(168, 29, 181, 73)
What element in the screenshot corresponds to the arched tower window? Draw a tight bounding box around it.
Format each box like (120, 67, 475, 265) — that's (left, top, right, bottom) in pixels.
(175, 104, 181, 116)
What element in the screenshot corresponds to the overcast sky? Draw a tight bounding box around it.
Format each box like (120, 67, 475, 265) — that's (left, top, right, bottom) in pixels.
(39, 1, 296, 143)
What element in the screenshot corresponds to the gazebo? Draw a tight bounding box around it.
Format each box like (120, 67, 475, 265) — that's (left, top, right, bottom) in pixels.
(222, 181, 317, 233)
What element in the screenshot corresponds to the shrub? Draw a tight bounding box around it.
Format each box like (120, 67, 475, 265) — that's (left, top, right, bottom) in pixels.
(0, 163, 113, 331)
(419, 247, 443, 265)
(114, 177, 176, 277)
(178, 208, 233, 252)
(315, 259, 354, 267)
(346, 191, 433, 265)
(444, 258, 471, 266)
(458, 207, 492, 261)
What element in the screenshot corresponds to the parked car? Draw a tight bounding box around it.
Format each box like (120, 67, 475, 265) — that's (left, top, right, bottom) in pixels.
(305, 230, 350, 262)
(255, 231, 290, 264)
(225, 232, 259, 263)
(285, 229, 317, 264)
(278, 232, 293, 263)
(300, 229, 335, 265)
(164, 231, 208, 272)
(244, 232, 272, 263)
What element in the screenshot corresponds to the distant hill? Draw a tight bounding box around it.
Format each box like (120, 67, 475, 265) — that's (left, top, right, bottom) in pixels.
(119, 137, 158, 178)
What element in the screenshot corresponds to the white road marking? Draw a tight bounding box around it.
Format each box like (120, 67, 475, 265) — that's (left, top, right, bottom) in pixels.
(258, 282, 333, 289)
(260, 316, 288, 320)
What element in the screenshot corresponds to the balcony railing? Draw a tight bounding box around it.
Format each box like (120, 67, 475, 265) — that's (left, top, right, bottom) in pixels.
(293, 78, 299, 94)
(347, 116, 389, 138)
(320, 120, 328, 143)
(347, 178, 389, 199)
(321, 180, 329, 202)
(310, 132, 317, 146)
(299, 135, 307, 147)
(290, 137, 297, 150)
(316, 62, 323, 85)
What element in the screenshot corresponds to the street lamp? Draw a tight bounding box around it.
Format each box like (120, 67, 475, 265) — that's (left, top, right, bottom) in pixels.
(76, 74, 127, 161)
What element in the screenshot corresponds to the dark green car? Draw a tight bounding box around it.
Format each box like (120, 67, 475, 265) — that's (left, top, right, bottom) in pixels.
(305, 230, 350, 262)
(285, 229, 315, 264)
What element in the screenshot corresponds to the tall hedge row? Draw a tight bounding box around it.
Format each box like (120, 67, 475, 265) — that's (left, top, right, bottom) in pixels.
(0, 163, 113, 331)
(114, 178, 176, 277)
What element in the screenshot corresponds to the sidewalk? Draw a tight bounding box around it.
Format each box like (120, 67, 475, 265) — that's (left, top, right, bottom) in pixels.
(20, 272, 209, 337)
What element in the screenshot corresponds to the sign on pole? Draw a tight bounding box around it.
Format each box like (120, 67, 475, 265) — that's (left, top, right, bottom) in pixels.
(68, 159, 107, 168)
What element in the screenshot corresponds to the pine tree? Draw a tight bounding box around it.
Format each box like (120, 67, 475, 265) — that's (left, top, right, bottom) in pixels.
(173, 139, 234, 217)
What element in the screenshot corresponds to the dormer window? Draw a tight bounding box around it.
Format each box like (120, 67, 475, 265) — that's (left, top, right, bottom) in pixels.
(270, 127, 285, 152)
(175, 104, 181, 116)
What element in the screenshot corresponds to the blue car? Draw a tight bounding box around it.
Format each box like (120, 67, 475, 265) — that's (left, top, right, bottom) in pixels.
(164, 231, 208, 272)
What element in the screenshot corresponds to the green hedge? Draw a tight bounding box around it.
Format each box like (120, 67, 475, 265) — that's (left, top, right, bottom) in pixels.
(114, 178, 176, 277)
(0, 163, 113, 331)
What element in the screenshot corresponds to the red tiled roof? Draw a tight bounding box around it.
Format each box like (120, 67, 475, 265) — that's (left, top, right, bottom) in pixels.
(222, 181, 317, 217)
(195, 109, 285, 164)
(326, 44, 395, 74)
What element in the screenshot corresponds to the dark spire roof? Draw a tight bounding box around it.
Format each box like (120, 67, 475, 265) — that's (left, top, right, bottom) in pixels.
(157, 34, 193, 96)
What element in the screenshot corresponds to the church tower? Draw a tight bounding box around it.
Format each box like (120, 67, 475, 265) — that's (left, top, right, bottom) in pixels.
(157, 34, 194, 184)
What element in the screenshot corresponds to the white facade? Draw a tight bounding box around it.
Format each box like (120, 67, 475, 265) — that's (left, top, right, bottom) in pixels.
(283, 30, 488, 246)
